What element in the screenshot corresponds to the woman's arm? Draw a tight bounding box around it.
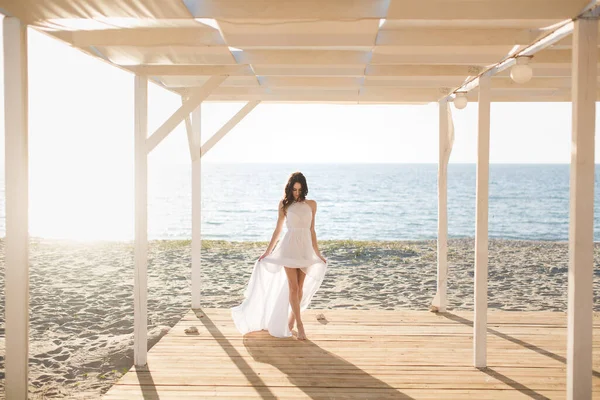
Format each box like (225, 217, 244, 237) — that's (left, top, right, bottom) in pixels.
(259, 200, 285, 260)
(308, 200, 326, 262)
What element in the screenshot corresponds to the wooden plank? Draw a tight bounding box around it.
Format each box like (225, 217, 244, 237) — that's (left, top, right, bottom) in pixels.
(185, 0, 389, 19)
(377, 28, 541, 47)
(104, 386, 565, 400)
(385, 0, 589, 20)
(104, 309, 600, 399)
(234, 49, 371, 65)
(53, 27, 225, 47)
(129, 65, 254, 77)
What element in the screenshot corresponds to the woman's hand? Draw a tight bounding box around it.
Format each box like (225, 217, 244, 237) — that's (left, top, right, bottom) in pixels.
(258, 251, 270, 261)
(318, 253, 327, 263)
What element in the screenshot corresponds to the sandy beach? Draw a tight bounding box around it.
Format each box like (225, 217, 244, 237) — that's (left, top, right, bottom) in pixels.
(0, 238, 598, 398)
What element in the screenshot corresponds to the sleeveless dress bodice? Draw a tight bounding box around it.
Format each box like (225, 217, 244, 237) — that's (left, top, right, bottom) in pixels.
(286, 201, 312, 229)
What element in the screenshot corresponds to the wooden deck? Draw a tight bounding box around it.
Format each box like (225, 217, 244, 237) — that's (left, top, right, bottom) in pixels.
(104, 308, 600, 399)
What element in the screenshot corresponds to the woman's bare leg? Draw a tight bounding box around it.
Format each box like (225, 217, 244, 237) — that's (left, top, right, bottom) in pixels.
(298, 268, 306, 308)
(288, 269, 307, 331)
(285, 267, 306, 340)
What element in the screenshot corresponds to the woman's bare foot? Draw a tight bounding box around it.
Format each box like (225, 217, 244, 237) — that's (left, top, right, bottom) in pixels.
(288, 314, 295, 332)
(296, 323, 306, 340)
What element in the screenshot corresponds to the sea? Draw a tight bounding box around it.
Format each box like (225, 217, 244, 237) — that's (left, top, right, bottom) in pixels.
(1, 163, 599, 242)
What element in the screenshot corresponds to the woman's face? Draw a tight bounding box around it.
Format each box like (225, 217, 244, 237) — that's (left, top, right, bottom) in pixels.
(292, 182, 302, 200)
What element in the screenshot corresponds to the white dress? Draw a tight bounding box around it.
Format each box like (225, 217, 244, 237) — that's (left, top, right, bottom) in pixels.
(231, 201, 328, 337)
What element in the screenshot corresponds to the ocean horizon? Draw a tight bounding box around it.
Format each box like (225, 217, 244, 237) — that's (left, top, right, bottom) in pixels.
(0, 163, 599, 242)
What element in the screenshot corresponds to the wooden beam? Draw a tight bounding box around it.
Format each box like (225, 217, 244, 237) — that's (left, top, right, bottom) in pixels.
(220, 28, 543, 48)
(128, 64, 517, 79)
(129, 65, 253, 77)
(364, 76, 466, 88)
(498, 67, 566, 78)
(474, 74, 491, 369)
(161, 75, 259, 88)
(202, 88, 598, 103)
(201, 101, 260, 157)
(377, 28, 542, 47)
(259, 76, 364, 88)
(167, 77, 598, 91)
(387, 0, 589, 20)
(491, 77, 574, 89)
(567, 16, 597, 400)
(371, 52, 503, 65)
(464, 90, 600, 102)
(533, 48, 600, 65)
(3, 17, 29, 400)
(225, 34, 376, 48)
(133, 75, 148, 367)
(207, 86, 445, 98)
(235, 50, 371, 65)
(146, 75, 226, 154)
(184, 115, 195, 160)
(252, 66, 367, 77)
(97, 45, 236, 66)
(54, 27, 224, 47)
(206, 93, 360, 103)
(185, 0, 389, 19)
(360, 87, 450, 99)
(366, 65, 484, 77)
(497, 66, 600, 77)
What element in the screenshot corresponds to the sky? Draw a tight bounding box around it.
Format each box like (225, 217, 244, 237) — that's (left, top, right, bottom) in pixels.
(0, 21, 598, 171)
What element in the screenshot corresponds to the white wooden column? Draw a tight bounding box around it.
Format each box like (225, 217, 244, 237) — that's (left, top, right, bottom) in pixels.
(3, 17, 29, 400)
(187, 100, 260, 308)
(134, 75, 148, 366)
(474, 74, 491, 368)
(567, 16, 597, 400)
(190, 106, 202, 309)
(433, 100, 450, 312)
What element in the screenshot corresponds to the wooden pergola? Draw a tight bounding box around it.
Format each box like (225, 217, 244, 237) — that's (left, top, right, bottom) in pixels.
(1, 1, 598, 398)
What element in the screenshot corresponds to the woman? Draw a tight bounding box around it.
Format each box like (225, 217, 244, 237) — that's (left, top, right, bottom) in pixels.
(231, 172, 327, 340)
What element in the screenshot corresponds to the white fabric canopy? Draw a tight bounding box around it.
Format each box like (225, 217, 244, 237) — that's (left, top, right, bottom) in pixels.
(0, 0, 597, 103)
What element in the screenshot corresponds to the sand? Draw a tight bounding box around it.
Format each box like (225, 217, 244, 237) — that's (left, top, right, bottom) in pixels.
(0, 238, 598, 398)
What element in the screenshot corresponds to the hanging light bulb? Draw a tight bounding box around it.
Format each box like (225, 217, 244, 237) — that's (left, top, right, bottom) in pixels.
(510, 56, 533, 84)
(453, 92, 468, 109)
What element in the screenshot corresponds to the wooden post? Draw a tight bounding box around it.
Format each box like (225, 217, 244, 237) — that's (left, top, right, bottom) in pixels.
(3, 17, 30, 400)
(433, 100, 451, 312)
(474, 74, 491, 368)
(567, 15, 597, 400)
(187, 100, 260, 308)
(190, 106, 202, 309)
(134, 75, 148, 366)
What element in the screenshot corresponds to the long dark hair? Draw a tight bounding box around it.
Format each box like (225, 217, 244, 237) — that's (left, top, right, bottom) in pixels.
(282, 172, 308, 213)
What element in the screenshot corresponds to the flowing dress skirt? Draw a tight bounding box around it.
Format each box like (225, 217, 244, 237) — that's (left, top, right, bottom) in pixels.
(231, 227, 327, 337)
